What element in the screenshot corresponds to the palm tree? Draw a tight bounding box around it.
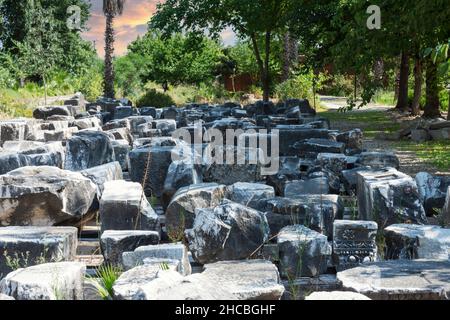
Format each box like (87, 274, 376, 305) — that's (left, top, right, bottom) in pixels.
(103, 0, 125, 99)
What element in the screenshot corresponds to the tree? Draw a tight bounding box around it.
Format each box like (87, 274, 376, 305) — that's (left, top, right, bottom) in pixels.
(103, 0, 125, 99)
(0, 0, 93, 72)
(125, 32, 223, 90)
(150, 0, 295, 102)
(15, 0, 61, 105)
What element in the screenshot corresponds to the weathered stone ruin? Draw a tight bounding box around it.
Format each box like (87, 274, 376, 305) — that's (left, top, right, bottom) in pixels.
(0, 94, 449, 301)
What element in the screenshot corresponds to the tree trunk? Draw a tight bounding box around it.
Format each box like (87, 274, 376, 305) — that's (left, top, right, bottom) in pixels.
(263, 31, 272, 102)
(250, 33, 266, 101)
(448, 89, 450, 120)
(396, 52, 410, 111)
(423, 59, 441, 118)
(282, 32, 298, 81)
(411, 56, 422, 116)
(104, 14, 115, 99)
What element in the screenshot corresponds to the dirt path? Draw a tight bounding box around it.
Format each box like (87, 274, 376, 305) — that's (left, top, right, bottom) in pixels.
(320, 96, 446, 177)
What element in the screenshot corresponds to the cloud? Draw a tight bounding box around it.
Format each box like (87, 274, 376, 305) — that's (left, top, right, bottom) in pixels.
(82, 0, 160, 57)
(82, 0, 237, 57)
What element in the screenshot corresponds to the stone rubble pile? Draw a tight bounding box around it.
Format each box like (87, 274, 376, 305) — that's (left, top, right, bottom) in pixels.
(0, 94, 449, 300)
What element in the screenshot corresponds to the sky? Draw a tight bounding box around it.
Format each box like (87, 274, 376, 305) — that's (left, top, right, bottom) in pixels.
(81, 0, 237, 57)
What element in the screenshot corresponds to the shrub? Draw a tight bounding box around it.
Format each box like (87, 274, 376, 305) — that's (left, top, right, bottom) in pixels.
(320, 74, 354, 97)
(275, 71, 326, 101)
(136, 89, 176, 108)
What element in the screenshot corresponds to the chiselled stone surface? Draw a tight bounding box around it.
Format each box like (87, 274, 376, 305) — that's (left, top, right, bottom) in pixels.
(186, 200, 269, 264)
(226, 182, 275, 211)
(277, 225, 332, 278)
(0, 166, 96, 227)
(357, 152, 400, 170)
(415, 172, 450, 215)
(0, 262, 85, 300)
(384, 224, 450, 260)
(165, 183, 227, 233)
(65, 131, 115, 171)
(121, 243, 191, 275)
(337, 260, 450, 300)
(332, 220, 378, 271)
(357, 168, 427, 228)
(445, 187, 450, 224)
(100, 230, 160, 266)
(99, 180, 160, 233)
(0, 226, 78, 279)
(81, 162, 123, 196)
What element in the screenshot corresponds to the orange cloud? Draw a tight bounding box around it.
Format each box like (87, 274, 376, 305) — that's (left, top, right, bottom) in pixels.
(82, 0, 161, 57)
(82, 0, 237, 57)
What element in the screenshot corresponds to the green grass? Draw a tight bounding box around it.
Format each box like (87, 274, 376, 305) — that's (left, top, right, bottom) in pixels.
(394, 140, 450, 171)
(318, 110, 401, 138)
(372, 90, 396, 106)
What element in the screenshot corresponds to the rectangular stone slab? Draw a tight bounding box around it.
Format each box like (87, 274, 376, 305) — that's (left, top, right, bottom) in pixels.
(0, 227, 78, 279)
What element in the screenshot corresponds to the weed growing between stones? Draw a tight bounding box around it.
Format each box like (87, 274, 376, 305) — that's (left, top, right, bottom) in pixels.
(3, 250, 30, 271)
(88, 264, 122, 300)
(167, 208, 186, 244)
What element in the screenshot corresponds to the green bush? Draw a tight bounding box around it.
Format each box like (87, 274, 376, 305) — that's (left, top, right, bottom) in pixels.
(275, 71, 326, 101)
(136, 89, 176, 108)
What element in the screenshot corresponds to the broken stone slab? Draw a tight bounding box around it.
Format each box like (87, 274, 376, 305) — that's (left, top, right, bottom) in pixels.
(71, 117, 101, 130)
(165, 183, 228, 233)
(277, 225, 332, 278)
(152, 119, 177, 136)
(127, 116, 154, 135)
(202, 146, 264, 185)
(0, 142, 65, 175)
(117, 269, 236, 300)
(0, 226, 78, 279)
(357, 168, 427, 228)
(226, 182, 275, 211)
(337, 260, 450, 300)
(121, 243, 191, 275)
(129, 144, 191, 198)
(107, 127, 133, 146)
(332, 220, 378, 271)
(281, 275, 341, 300)
(275, 129, 332, 156)
(99, 180, 160, 233)
(341, 166, 372, 195)
(113, 264, 180, 300)
(162, 159, 202, 209)
(357, 152, 400, 170)
(284, 178, 330, 196)
(81, 162, 123, 196)
(102, 119, 130, 131)
(198, 260, 284, 300)
(294, 138, 345, 156)
(429, 120, 450, 130)
(111, 140, 130, 171)
(335, 129, 364, 154)
(305, 291, 371, 300)
(43, 127, 79, 142)
(0, 262, 85, 300)
(186, 200, 269, 264)
(265, 195, 343, 238)
(33, 106, 71, 120)
(307, 167, 342, 194)
(415, 172, 450, 216)
(100, 230, 160, 266)
(0, 166, 97, 227)
(384, 224, 450, 260)
(316, 153, 350, 175)
(65, 131, 115, 171)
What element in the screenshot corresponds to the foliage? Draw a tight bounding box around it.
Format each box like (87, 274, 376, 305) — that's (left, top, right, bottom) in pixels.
(275, 71, 327, 101)
(320, 74, 355, 97)
(90, 264, 122, 300)
(136, 88, 175, 108)
(126, 32, 224, 88)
